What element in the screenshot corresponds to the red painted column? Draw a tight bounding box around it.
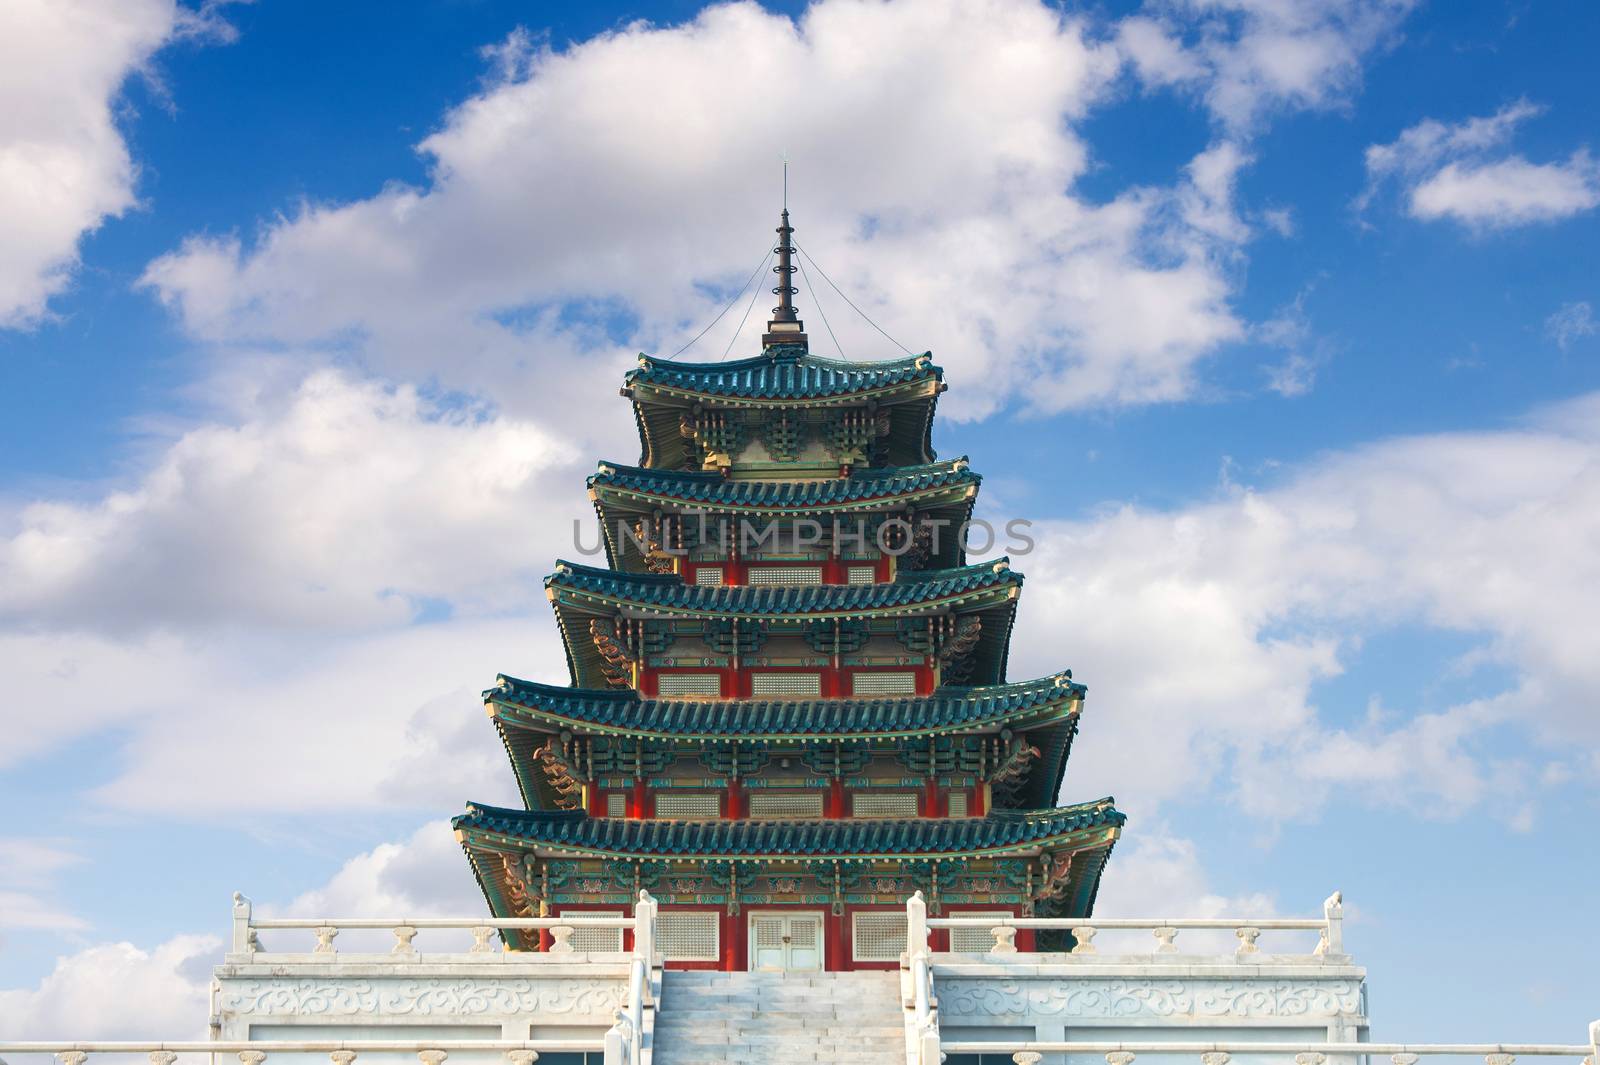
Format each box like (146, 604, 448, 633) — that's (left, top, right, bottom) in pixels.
(827, 779, 846, 819)
(631, 777, 649, 818)
(825, 912, 846, 970)
(972, 784, 988, 817)
(923, 777, 941, 817)
(725, 778, 743, 819)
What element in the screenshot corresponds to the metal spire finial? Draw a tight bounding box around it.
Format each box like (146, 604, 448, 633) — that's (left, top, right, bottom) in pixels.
(763, 156, 807, 351)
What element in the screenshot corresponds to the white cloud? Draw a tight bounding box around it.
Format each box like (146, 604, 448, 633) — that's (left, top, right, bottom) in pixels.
(1118, 0, 1416, 130)
(1545, 300, 1597, 351)
(273, 820, 478, 918)
(0, 369, 584, 634)
(136, 0, 1269, 419)
(1361, 101, 1600, 229)
(1018, 391, 1600, 823)
(0, 934, 218, 1037)
(0, 840, 87, 932)
(0, 0, 229, 327)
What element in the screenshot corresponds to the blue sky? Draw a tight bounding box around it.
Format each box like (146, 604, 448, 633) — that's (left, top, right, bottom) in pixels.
(2, 0, 1598, 1042)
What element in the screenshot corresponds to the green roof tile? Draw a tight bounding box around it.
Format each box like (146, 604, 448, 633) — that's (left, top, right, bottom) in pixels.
(626, 346, 940, 400)
(546, 557, 1020, 616)
(454, 800, 1123, 858)
(487, 673, 1083, 738)
(589, 458, 978, 510)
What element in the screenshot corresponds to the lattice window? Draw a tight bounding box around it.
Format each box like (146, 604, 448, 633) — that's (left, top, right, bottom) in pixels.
(659, 910, 720, 961)
(654, 792, 721, 819)
(605, 792, 627, 818)
(851, 671, 918, 695)
(693, 567, 725, 586)
(747, 791, 824, 819)
(748, 566, 824, 585)
(852, 912, 908, 961)
(945, 790, 969, 818)
(852, 792, 920, 818)
(846, 566, 878, 585)
(567, 910, 624, 953)
(750, 672, 822, 697)
(948, 911, 1009, 953)
(657, 673, 722, 696)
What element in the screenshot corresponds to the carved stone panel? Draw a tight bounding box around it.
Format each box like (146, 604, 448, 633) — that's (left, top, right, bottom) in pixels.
(937, 977, 1364, 1021)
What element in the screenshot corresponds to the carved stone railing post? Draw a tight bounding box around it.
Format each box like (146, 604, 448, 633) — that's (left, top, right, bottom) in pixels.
(1153, 926, 1179, 953)
(1012, 1054, 1042, 1065)
(1235, 926, 1262, 955)
(232, 892, 254, 954)
(238, 1051, 267, 1065)
(1588, 1018, 1600, 1065)
(57, 1053, 88, 1065)
(989, 925, 1018, 954)
(392, 925, 418, 954)
(471, 925, 496, 953)
(1485, 1055, 1515, 1065)
(1294, 1053, 1326, 1065)
(1318, 890, 1344, 956)
(149, 1051, 177, 1065)
(906, 890, 929, 960)
(505, 1052, 540, 1065)
(417, 1050, 448, 1065)
(1201, 1053, 1231, 1065)
(313, 925, 339, 954)
(636, 889, 658, 967)
(330, 1049, 357, 1065)
(1106, 1052, 1137, 1065)
(549, 924, 575, 954)
(1391, 1054, 1419, 1065)
(1069, 924, 1096, 954)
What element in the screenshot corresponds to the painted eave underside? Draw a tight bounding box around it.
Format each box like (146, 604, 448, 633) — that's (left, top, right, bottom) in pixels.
(454, 800, 1122, 861)
(588, 457, 979, 513)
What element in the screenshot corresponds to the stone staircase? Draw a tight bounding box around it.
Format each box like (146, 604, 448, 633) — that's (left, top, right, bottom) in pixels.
(650, 969, 905, 1064)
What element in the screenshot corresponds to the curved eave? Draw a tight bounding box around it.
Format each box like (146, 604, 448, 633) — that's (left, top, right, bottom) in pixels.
(545, 558, 1021, 619)
(588, 458, 979, 514)
(625, 349, 943, 469)
(485, 674, 1084, 743)
(546, 559, 1022, 688)
(625, 348, 942, 402)
(587, 460, 979, 572)
(453, 801, 1123, 864)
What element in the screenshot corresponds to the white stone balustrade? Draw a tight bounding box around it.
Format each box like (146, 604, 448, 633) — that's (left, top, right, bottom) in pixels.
(229, 891, 639, 959)
(928, 1040, 1600, 1065)
(925, 889, 1347, 960)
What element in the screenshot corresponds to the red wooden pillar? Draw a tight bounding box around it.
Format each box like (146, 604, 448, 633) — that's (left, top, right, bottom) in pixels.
(631, 777, 649, 818)
(725, 778, 743, 819)
(972, 783, 989, 817)
(923, 777, 941, 817)
(825, 911, 847, 970)
(827, 778, 846, 818)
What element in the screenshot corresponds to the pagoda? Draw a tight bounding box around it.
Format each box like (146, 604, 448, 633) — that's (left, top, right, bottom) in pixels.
(453, 210, 1125, 971)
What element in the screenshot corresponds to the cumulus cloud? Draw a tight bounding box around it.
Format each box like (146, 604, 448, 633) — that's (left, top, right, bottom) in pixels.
(1360, 101, 1600, 229)
(1015, 391, 1600, 824)
(1117, 0, 1416, 130)
(0, 0, 230, 327)
(133, 0, 1275, 419)
(0, 933, 217, 1037)
(0, 370, 585, 634)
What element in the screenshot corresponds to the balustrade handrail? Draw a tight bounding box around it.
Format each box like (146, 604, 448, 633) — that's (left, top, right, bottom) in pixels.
(925, 917, 1327, 930)
(0, 1041, 605, 1052)
(244, 917, 638, 929)
(937, 1042, 1597, 1055)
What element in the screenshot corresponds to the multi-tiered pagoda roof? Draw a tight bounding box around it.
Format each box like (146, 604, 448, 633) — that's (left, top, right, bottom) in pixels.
(454, 208, 1122, 970)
